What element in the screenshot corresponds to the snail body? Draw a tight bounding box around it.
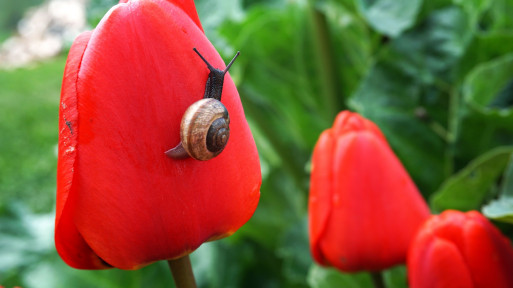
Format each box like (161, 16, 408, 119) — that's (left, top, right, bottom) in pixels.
(165, 48, 239, 161)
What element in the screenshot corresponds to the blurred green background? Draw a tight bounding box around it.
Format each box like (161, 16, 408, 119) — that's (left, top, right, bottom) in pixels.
(1, 0, 513, 287)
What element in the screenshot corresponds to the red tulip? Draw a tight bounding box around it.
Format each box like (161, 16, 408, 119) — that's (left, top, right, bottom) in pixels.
(55, 0, 261, 270)
(408, 210, 513, 288)
(308, 111, 430, 272)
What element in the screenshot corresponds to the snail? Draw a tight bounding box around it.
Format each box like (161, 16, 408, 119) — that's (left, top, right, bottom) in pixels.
(165, 48, 240, 161)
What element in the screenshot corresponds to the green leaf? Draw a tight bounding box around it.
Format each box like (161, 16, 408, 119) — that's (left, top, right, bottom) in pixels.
(431, 146, 513, 212)
(21, 261, 175, 288)
(307, 264, 373, 288)
(276, 217, 313, 286)
(416, 0, 452, 22)
(194, 0, 245, 50)
(499, 155, 513, 197)
(0, 203, 54, 274)
(355, 0, 422, 37)
(455, 48, 513, 161)
(483, 155, 513, 223)
(318, 1, 374, 98)
(482, 197, 513, 224)
(463, 53, 513, 128)
(0, 203, 175, 288)
(191, 241, 254, 288)
(383, 266, 408, 288)
(387, 7, 473, 84)
(480, 0, 513, 32)
(236, 167, 306, 250)
(456, 32, 513, 81)
(452, 0, 492, 23)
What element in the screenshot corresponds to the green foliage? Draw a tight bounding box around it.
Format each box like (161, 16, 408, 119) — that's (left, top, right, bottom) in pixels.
(0, 203, 176, 288)
(463, 53, 513, 125)
(0, 57, 64, 213)
(355, 0, 423, 37)
(1, 0, 513, 287)
(483, 155, 513, 223)
(307, 265, 373, 288)
(431, 147, 513, 212)
(86, 0, 119, 27)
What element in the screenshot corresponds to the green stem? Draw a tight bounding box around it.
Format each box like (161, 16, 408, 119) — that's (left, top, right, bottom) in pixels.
(168, 255, 197, 288)
(371, 271, 386, 288)
(445, 88, 461, 176)
(307, 1, 340, 119)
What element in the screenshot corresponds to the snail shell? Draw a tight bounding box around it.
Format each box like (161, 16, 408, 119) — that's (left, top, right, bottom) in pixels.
(180, 98, 230, 161)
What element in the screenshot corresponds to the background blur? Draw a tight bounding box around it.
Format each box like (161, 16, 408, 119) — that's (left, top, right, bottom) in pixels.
(1, 0, 513, 287)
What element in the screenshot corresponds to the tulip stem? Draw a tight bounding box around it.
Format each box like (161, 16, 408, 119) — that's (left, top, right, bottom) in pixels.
(307, 0, 341, 120)
(371, 271, 385, 288)
(168, 255, 197, 288)
(447, 86, 465, 178)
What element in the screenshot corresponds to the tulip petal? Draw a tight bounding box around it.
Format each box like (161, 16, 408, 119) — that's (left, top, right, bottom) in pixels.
(58, 0, 260, 270)
(118, 0, 203, 32)
(409, 235, 474, 288)
(56, 31, 109, 269)
(464, 211, 513, 288)
(429, 211, 467, 251)
(408, 210, 513, 288)
(327, 131, 428, 271)
(309, 130, 335, 265)
(332, 110, 385, 142)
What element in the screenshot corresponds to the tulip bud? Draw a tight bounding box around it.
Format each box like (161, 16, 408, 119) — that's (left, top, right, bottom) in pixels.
(55, 0, 261, 270)
(408, 210, 513, 288)
(309, 111, 430, 272)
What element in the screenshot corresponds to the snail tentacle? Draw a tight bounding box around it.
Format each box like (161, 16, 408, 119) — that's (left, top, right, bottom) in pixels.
(193, 48, 240, 100)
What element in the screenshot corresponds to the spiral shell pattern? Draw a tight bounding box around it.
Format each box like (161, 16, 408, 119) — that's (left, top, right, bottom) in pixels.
(180, 98, 230, 160)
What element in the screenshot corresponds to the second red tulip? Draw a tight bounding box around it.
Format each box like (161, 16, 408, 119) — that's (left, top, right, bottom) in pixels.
(309, 111, 430, 272)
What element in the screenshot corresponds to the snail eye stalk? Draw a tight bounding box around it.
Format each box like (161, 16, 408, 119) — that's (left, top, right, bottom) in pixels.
(192, 48, 240, 101)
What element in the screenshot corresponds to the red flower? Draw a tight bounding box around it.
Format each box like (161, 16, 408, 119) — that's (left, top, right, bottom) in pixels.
(408, 210, 513, 288)
(55, 0, 261, 270)
(308, 111, 430, 272)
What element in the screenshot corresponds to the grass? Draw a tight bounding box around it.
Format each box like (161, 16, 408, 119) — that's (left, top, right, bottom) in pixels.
(0, 56, 66, 213)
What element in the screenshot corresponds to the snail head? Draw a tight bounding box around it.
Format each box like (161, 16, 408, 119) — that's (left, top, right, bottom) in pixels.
(193, 48, 240, 101)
